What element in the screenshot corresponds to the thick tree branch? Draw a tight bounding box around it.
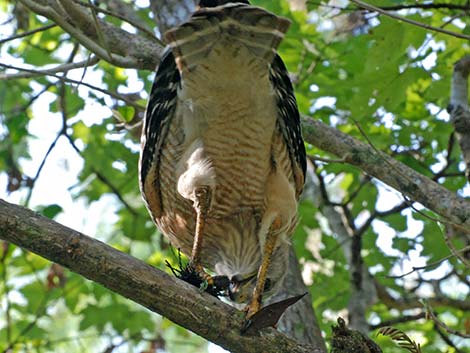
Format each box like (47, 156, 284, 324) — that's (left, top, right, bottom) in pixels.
(302, 117, 470, 230)
(0, 199, 325, 353)
(18, 0, 163, 69)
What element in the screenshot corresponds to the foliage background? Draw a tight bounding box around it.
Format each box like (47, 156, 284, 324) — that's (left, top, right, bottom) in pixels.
(1, 0, 469, 352)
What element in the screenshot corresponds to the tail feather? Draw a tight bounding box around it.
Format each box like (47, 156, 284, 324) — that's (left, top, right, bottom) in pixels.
(164, 3, 290, 72)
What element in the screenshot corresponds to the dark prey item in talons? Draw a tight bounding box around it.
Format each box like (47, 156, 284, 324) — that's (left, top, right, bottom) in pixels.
(241, 292, 308, 335)
(165, 259, 230, 297)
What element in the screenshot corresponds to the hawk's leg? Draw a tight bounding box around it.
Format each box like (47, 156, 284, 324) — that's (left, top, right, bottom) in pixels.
(244, 167, 297, 320)
(244, 218, 281, 319)
(177, 140, 217, 285)
(190, 186, 213, 285)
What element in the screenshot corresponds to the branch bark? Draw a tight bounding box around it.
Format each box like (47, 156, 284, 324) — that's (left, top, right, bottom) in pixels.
(18, 0, 163, 69)
(302, 117, 470, 230)
(0, 199, 325, 353)
(449, 56, 470, 181)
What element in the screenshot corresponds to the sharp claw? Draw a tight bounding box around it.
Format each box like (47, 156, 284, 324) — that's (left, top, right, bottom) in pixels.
(241, 318, 253, 334)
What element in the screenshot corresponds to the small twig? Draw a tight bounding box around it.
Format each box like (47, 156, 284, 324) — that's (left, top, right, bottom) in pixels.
(72, 52, 94, 92)
(425, 302, 470, 339)
(434, 324, 466, 353)
(22, 45, 80, 206)
(308, 1, 470, 12)
(93, 171, 138, 216)
(0, 62, 143, 109)
(58, 84, 139, 217)
(308, 155, 346, 164)
(348, 119, 455, 229)
(349, 0, 470, 40)
(0, 57, 100, 80)
(355, 202, 408, 237)
(23, 133, 63, 207)
(1, 82, 55, 116)
(341, 175, 371, 205)
(1, 295, 50, 353)
(87, 0, 113, 62)
(72, 0, 161, 44)
(0, 23, 56, 45)
(444, 225, 470, 267)
(400, 195, 445, 224)
(370, 312, 426, 330)
(389, 245, 470, 279)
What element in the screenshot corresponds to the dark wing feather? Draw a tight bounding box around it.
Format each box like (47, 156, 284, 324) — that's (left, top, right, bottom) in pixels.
(269, 54, 306, 196)
(139, 48, 180, 215)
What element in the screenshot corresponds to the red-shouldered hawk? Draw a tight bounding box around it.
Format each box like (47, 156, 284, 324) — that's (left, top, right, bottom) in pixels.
(139, 0, 306, 323)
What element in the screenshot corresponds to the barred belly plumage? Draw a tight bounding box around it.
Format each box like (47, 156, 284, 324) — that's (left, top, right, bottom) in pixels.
(155, 40, 284, 268)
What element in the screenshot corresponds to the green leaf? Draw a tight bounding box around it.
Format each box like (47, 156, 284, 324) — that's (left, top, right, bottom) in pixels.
(36, 204, 63, 219)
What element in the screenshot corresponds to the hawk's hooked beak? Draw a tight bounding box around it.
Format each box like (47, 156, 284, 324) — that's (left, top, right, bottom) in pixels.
(229, 273, 257, 303)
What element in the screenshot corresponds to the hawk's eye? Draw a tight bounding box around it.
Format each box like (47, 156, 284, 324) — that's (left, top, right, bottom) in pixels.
(264, 278, 272, 291)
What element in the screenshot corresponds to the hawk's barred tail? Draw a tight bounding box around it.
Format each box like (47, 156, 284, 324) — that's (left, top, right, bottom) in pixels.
(163, 3, 291, 72)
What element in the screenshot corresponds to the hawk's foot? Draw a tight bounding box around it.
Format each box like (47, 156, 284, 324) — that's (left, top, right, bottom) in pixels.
(243, 298, 261, 320)
(165, 260, 229, 297)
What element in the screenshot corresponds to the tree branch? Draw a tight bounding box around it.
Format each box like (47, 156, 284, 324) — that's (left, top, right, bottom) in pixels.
(374, 280, 470, 312)
(73, 0, 160, 43)
(0, 199, 325, 353)
(0, 62, 143, 109)
(449, 56, 470, 181)
(308, 1, 470, 12)
(0, 23, 56, 45)
(302, 117, 470, 230)
(309, 164, 376, 333)
(0, 56, 100, 80)
(369, 312, 427, 330)
(378, 3, 470, 12)
(349, 0, 470, 41)
(425, 302, 470, 339)
(18, 0, 163, 69)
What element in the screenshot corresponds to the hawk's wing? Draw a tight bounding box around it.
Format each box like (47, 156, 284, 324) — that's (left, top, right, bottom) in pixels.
(269, 54, 307, 197)
(139, 48, 180, 218)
